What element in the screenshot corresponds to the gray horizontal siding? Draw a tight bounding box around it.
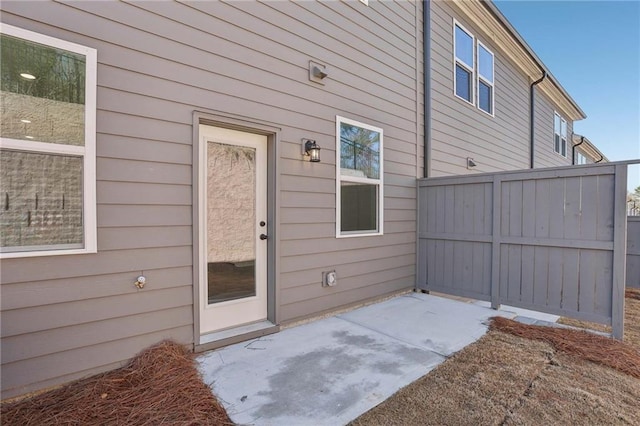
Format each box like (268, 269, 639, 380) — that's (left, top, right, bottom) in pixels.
(0, 0, 419, 398)
(429, 1, 574, 176)
(533, 91, 573, 168)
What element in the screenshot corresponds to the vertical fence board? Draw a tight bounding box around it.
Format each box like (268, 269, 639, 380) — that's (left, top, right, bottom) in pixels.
(532, 246, 549, 306)
(580, 176, 598, 241)
(594, 252, 613, 319)
(534, 179, 550, 238)
(564, 177, 582, 240)
(520, 245, 535, 304)
(549, 179, 565, 239)
(522, 180, 536, 238)
(578, 250, 596, 313)
(596, 175, 615, 242)
(562, 249, 580, 312)
(547, 248, 564, 310)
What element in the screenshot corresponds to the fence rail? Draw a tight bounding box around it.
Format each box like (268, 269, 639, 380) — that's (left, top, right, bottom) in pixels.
(417, 163, 630, 339)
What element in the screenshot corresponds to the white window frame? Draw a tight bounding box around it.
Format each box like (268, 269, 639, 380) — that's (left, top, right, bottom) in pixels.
(477, 41, 494, 116)
(576, 151, 588, 165)
(453, 20, 475, 106)
(553, 111, 568, 158)
(336, 116, 384, 238)
(0, 24, 97, 258)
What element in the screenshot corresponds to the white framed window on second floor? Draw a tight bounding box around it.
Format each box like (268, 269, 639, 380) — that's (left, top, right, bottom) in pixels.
(553, 112, 568, 157)
(454, 22, 474, 104)
(336, 116, 383, 238)
(477, 41, 494, 115)
(453, 20, 495, 116)
(0, 24, 97, 258)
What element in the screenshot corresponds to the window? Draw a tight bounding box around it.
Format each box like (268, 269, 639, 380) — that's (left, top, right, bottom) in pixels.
(453, 21, 495, 116)
(454, 23, 474, 104)
(477, 42, 494, 115)
(0, 24, 97, 258)
(576, 152, 588, 165)
(553, 112, 567, 157)
(336, 116, 383, 237)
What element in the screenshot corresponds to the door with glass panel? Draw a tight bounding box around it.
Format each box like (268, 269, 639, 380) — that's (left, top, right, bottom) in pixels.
(198, 125, 267, 334)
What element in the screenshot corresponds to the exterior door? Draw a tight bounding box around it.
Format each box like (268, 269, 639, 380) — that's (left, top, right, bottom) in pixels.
(198, 125, 268, 334)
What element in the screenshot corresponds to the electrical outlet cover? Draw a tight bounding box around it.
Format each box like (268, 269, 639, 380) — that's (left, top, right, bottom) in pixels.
(323, 270, 337, 287)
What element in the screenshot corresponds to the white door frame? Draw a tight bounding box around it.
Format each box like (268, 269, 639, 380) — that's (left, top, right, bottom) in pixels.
(197, 124, 268, 335)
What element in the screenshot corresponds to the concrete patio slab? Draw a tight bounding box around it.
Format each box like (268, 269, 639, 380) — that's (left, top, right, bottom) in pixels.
(197, 293, 523, 426)
(340, 293, 516, 356)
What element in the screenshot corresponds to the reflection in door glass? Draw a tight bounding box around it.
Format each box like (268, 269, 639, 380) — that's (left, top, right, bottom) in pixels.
(207, 142, 256, 304)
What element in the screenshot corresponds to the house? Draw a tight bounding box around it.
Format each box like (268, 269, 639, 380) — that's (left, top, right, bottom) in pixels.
(572, 134, 608, 165)
(0, 0, 606, 399)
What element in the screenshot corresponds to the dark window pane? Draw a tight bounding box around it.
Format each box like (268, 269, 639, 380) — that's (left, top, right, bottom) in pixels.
(341, 182, 377, 233)
(561, 138, 567, 157)
(340, 122, 380, 179)
(478, 81, 492, 114)
(0, 150, 83, 251)
(455, 64, 471, 102)
(0, 34, 85, 145)
(554, 134, 560, 153)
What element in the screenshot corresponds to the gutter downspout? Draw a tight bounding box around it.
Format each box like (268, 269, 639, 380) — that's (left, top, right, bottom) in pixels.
(423, 0, 431, 178)
(572, 135, 585, 165)
(529, 71, 546, 169)
(595, 154, 604, 163)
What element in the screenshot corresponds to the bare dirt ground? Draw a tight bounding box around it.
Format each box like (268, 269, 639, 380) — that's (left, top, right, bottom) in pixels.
(351, 290, 640, 426)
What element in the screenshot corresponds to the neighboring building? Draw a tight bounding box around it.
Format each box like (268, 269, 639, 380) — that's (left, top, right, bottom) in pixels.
(425, 0, 588, 177)
(0, 0, 606, 399)
(572, 134, 608, 165)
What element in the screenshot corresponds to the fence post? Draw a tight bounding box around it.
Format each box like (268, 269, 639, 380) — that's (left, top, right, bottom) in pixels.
(491, 175, 501, 310)
(612, 164, 628, 339)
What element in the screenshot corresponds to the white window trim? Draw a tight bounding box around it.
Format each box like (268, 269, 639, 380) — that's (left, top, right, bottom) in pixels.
(453, 20, 475, 106)
(0, 23, 97, 258)
(553, 111, 568, 158)
(477, 40, 495, 117)
(336, 116, 384, 238)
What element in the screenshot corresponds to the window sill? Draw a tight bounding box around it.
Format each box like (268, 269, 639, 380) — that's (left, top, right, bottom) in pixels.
(336, 231, 384, 238)
(0, 246, 97, 259)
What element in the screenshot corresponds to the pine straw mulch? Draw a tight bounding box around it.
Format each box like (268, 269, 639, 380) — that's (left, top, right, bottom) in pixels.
(489, 316, 640, 379)
(1, 341, 232, 426)
(352, 290, 640, 426)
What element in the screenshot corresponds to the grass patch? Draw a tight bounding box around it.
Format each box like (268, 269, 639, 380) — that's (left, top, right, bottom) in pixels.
(352, 289, 640, 426)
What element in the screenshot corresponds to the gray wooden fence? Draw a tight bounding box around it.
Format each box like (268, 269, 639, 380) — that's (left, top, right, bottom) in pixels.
(417, 163, 632, 339)
(628, 217, 640, 289)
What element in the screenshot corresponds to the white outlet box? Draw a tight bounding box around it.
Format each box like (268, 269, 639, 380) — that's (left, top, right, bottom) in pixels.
(322, 271, 337, 287)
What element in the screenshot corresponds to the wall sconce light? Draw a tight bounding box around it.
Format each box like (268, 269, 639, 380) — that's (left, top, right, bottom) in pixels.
(467, 157, 477, 169)
(303, 139, 321, 162)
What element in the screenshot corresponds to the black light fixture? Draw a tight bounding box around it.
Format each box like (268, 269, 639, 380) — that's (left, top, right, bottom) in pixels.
(303, 139, 321, 162)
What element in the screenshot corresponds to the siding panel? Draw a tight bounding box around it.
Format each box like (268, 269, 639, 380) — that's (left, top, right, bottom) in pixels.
(0, 0, 419, 398)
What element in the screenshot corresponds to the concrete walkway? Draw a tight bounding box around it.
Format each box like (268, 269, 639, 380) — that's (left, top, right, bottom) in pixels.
(197, 292, 556, 426)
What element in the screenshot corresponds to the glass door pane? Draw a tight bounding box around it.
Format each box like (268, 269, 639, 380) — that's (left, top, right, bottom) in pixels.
(207, 141, 256, 304)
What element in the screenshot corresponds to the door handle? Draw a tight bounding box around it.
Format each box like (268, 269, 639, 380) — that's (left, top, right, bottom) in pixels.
(260, 234, 268, 240)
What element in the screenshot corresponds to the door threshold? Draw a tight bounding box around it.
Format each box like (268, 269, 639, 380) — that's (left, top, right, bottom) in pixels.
(195, 320, 279, 353)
